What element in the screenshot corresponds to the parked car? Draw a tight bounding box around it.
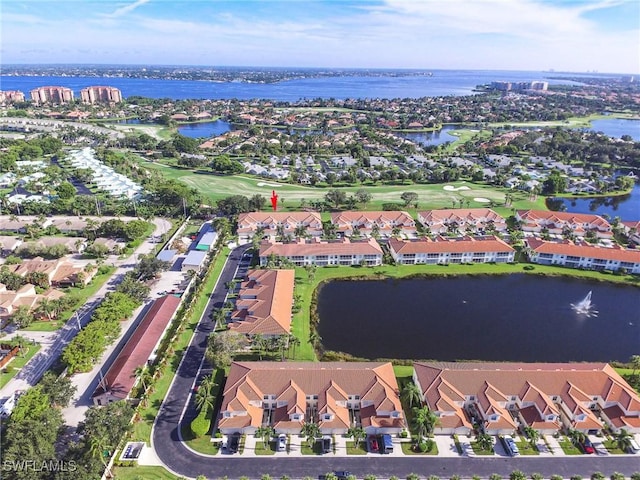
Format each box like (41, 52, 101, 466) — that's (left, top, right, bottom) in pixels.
(381, 434, 394, 454)
(500, 435, 520, 456)
(333, 471, 351, 480)
(321, 437, 331, 454)
(277, 434, 287, 452)
(627, 438, 640, 454)
(367, 435, 379, 453)
(580, 438, 595, 454)
(228, 434, 240, 454)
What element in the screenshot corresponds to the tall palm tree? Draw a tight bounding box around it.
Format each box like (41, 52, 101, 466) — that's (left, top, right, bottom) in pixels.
(133, 366, 150, 392)
(401, 382, 422, 409)
(476, 433, 493, 452)
(568, 429, 586, 447)
(89, 435, 113, 477)
(630, 355, 640, 377)
(301, 421, 321, 448)
(412, 405, 439, 439)
(287, 334, 301, 359)
(195, 386, 214, 413)
(615, 429, 633, 453)
(346, 426, 366, 449)
(255, 425, 275, 449)
(523, 426, 540, 447)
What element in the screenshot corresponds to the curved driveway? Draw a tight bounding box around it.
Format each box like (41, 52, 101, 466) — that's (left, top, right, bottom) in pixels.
(152, 245, 640, 479)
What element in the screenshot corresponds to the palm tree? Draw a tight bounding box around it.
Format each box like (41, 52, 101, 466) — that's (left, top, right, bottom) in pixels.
(133, 366, 150, 392)
(401, 382, 422, 409)
(287, 334, 301, 359)
(35, 298, 57, 321)
(301, 421, 321, 448)
(195, 385, 214, 413)
(476, 433, 493, 452)
(568, 429, 586, 447)
(523, 426, 540, 447)
(346, 426, 366, 449)
(412, 405, 439, 439)
(308, 331, 322, 348)
(255, 425, 275, 449)
(89, 435, 113, 477)
(630, 355, 640, 377)
(615, 428, 633, 453)
(252, 333, 267, 360)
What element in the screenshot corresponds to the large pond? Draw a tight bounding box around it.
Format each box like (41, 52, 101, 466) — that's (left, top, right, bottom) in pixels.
(587, 118, 640, 141)
(177, 120, 232, 138)
(316, 274, 639, 362)
(547, 180, 640, 220)
(397, 125, 464, 147)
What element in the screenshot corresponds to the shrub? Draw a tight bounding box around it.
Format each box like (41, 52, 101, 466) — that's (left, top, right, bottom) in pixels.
(591, 474, 606, 480)
(610, 474, 625, 480)
(510, 471, 526, 480)
(190, 408, 210, 437)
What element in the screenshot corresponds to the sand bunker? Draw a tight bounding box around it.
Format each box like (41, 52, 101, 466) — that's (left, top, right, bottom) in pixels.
(443, 185, 471, 191)
(473, 197, 491, 203)
(256, 181, 281, 187)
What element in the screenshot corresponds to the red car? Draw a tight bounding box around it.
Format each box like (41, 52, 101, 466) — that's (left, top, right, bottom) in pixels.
(368, 435, 379, 453)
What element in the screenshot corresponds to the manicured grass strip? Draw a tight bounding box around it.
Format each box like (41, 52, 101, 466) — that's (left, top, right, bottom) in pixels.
(345, 441, 368, 455)
(180, 423, 220, 455)
(602, 438, 626, 454)
(254, 441, 277, 455)
(470, 441, 494, 455)
(393, 365, 414, 381)
(401, 441, 439, 455)
(22, 321, 62, 332)
(111, 466, 181, 480)
(132, 247, 231, 443)
(515, 439, 540, 455)
(0, 343, 41, 388)
(557, 437, 582, 455)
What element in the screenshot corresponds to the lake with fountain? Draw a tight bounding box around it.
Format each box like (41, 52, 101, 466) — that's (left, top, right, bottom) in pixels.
(316, 274, 639, 362)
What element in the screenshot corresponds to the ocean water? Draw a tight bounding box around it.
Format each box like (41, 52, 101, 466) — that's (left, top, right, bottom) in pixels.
(0, 69, 585, 101)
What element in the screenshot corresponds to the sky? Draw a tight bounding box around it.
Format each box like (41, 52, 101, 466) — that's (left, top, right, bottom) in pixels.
(1, 0, 639, 73)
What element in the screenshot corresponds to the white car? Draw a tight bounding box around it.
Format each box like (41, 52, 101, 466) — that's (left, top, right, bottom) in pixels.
(277, 434, 287, 452)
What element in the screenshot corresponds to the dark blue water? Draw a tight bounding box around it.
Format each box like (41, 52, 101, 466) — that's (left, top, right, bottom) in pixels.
(316, 275, 640, 362)
(547, 181, 640, 221)
(397, 125, 464, 146)
(177, 120, 231, 138)
(588, 118, 640, 140)
(0, 70, 584, 101)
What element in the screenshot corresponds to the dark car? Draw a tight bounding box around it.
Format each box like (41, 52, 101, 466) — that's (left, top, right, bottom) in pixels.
(228, 434, 240, 454)
(580, 438, 595, 454)
(321, 437, 331, 454)
(333, 471, 351, 480)
(368, 435, 379, 453)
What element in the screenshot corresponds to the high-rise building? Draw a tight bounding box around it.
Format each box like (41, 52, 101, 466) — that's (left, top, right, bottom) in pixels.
(30, 86, 74, 104)
(80, 86, 123, 104)
(0, 91, 25, 104)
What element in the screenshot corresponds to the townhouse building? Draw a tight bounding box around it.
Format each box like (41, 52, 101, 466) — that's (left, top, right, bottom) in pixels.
(414, 362, 640, 436)
(418, 208, 507, 236)
(218, 361, 405, 435)
(525, 238, 640, 274)
(237, 212, 323, 241)
(331, 211, 416, 238)
(389, 236, 515, 265)
(516, 210, 612, 240)
(259, 237, 383, 267)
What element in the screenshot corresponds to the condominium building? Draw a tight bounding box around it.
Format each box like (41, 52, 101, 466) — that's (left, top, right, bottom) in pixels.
(0, 91, 25, 104)
(516, 210, 612, 239)
(29, 86, 74, 104)
(418, 208, 507, 236)
(389, 236, 515, 265)
(331, 210, 416, 238)
(80, 86, 123, 104)
(259, 237, 383, 266)
(237, 211, 323, 240)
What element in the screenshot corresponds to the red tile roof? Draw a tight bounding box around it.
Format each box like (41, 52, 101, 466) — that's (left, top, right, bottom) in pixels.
(517, 210, 611, 228)
(390, 236, 514, 254)
(93, 295, 181, 400)
(259, 237, 383, 257)
(526, 238, 640, 263)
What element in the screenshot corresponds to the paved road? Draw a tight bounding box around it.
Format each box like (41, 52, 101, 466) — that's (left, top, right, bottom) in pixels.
(151, 244, 640, 479)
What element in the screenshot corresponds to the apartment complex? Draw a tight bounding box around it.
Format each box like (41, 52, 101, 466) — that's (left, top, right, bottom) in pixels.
(80, 86, 123, 104)
(218, 361, 405, 435)
(414, 362, 640, 436)
(0, 283, 64, 319)
(525, 238, 640, 274)
(30, 86, 74, 104)
(237, 212, 323, 240)
(389, 236, 515, 265)
(418, 208, 507, 236)
(259, 237, 383, 266)
(228, 269, 295, 337)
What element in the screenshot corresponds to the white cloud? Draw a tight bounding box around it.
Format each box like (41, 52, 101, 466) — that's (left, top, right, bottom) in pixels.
(106, 0, 151, 18)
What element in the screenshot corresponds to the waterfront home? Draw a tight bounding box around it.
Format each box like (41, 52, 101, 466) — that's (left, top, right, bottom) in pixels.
(413, 362, 640, 436)
(389, 236, 515, 265)
(622, 221, 640, 245)
(524, 238, 640, 274)
(92, 295, 181, 405)
(516, 210, 612, 240)
(418, 208, 507, 236)
(237, 211, 323, 241)
(259, 237, 383, 267)
(330, 210, 416, 238)
(218, 361, 405, 435)
(228, 269, 294, 337)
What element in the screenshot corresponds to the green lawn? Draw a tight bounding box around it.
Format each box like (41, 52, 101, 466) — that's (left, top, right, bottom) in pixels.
(557, 437, 582, 455)
(22, 320, 63, 332)
(393, 365, 414, 382)
(180, 423, 220, 456)
(345, 441, 368, 455)
(401, 441, 439, 455)
(602, 438, 626, 454)
(111, 466, 181, 480)
(254, 440, 277, 455)
(0, 343, 41, 388)
(515, 438, 540, 455)
(132, 247, 231, 443)
(470, 441, 495, 455)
